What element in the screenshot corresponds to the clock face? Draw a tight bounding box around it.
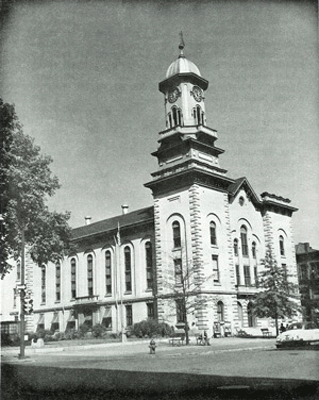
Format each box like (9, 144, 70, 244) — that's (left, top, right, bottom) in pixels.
(192, 86, 202, 102)
(168, 88, 180, 103)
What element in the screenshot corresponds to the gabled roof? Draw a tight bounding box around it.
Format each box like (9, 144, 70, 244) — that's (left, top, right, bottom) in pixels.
(228, 177, 260, 206)
(71, 206, 154, 241)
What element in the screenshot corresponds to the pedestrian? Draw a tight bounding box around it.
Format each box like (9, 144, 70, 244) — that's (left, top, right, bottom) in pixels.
(279, 323, 286, 333)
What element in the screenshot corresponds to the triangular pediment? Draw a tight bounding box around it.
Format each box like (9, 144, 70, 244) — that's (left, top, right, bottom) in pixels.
(228, 177, 261, 208)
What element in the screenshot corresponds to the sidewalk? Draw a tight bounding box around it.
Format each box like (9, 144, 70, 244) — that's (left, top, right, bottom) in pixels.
(1, 336, 275, 356)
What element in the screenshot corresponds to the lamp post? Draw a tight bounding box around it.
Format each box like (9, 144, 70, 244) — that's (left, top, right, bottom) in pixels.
(18, 228, 26, 359)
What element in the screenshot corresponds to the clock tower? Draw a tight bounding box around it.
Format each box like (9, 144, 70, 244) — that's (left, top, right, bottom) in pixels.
(145, 39, 236, 332)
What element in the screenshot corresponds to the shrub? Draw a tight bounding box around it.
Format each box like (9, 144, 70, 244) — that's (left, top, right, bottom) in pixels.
(64, 329, 78, 340)
(92, 323, 106, 338)
(78, 324, 90, 338)
(132, 319, 174, 338)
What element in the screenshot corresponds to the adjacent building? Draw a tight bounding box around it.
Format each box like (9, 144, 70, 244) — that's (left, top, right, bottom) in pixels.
(1, 41, 300, 337)
(295, 243, 319, 324)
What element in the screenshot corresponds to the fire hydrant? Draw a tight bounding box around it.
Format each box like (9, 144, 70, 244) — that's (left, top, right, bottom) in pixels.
(149, 338, 156, 354)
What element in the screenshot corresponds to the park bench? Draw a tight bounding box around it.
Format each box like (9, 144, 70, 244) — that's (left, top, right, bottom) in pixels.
(169, 332, 185, 346)
(261, 328, 271, 337)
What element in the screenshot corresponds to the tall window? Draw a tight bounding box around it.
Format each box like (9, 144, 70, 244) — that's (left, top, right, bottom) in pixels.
(172, 107, 182, 126)
(105, 251, 112, 295)
(235, 264, 241, 286)
(210, 221, 217, 246)
(244, 265, 251, 286)
(124, 246, 132, 292)
(172, 221, 181, 248)
(217, 301, 224, 321)
(279, 235, 285, 256)
(87, 254, 93, 296)
(126, 305, 133, 326)
(254, 266, 258, 287)
(147, 303, 154, 319)
(240, 226, 248, 257)
(55, 261, 61, 302)
(17, 260, 21, 281)
(174, 258, 182, 284)
(176, 299, 185, 323)
(41, 266, 46, 303)
(233, 239, 239, 256)
(252, 242, 257, 259)
(71, 258, 76, 299)
(145, 242, 153, 290)
(237, 302, 243, 323)
(212, 255, 220, 283)
(13, 288, 17, 308)
(247, 302, 256, 327)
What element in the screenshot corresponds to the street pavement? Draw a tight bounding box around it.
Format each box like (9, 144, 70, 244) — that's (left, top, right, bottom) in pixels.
(2, 337, 319, 399)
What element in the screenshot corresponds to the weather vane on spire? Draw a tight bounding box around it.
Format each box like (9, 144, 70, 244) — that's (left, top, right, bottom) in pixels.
(179, 31, 185, 56)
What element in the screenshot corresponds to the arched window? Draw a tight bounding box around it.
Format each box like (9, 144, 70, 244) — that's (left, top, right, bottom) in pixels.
(71, 258, 76, 299)
(279, 235, 285, 256)
(237, 301, 243, 323)
(124, 246, 132, 292)
(196, 105, 202, 125)
(87, 254, 93, 296)
(247, 302, 256, 327)
(240, 226, 248, 257)
(210, 221, 217, 246)
(105, 251, 112, 295)
(252, 242, 257, 259)
(55, 261, 61, 302)
(233, 239, 239, 256)
(217, 301, 224, 322)
(172, 221, 181, 248)
(41, 265, 46, 304)
(168, 113, 172, 128)
(145, 242, 153, 290)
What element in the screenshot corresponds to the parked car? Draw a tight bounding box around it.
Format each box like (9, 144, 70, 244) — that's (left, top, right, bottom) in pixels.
(276, 322, 319, 349)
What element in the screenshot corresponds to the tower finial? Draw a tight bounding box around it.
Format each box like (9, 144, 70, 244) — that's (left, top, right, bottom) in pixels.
(179, 31, 185, 57)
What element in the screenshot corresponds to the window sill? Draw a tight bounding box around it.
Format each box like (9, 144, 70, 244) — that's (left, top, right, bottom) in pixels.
(124, 291, 132, 295)
(54, 301, 61, 304)
(145, 288, 153, 292)
(104, 294, 112, 298)
(214, 281, 221, 285)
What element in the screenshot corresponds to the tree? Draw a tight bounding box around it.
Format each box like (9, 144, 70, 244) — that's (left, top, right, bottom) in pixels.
(0, 98, 72, 358)
(253, 245, 300, 336)
(163, 253, 211, 345)
(0, 98, 72, 277)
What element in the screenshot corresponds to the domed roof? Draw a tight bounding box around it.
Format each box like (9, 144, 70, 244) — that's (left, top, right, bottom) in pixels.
(166, 54, 201, 79)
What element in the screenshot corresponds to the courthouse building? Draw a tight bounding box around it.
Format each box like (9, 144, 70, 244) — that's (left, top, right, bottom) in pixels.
(1, 42, 299, 337)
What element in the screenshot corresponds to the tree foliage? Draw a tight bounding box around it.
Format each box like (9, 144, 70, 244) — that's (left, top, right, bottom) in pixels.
(253, 245, 300, 335)
(0, 99, 72, 278)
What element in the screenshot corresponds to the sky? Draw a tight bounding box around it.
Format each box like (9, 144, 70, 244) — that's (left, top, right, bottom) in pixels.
(1, 0, 318, 248)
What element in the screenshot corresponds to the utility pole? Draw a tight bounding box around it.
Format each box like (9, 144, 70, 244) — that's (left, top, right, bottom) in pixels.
(19, 228, 26, 359)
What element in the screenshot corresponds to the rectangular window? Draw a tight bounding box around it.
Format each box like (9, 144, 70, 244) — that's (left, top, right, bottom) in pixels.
(176, 299, 185, 323)
(13, 288, 17, 309)
(17, 261, 21, 281)
(87, 255, 93, 296)
(244, 265, 251, 286)
(254, 266, 258, 287)
(105, 251, 112, 295)
(212, 255, 220, 283)
(125, 247, 132, 292)
(71, 259, 76, 299)
(41, 266, 46, 303)
(235, 264, 240, 286)
(126, 305, 133, 327)
(174, 258, 182, 284)
(55, 263, 61, 302)
(147, 303, 154, 319)
(145, 242, 153, 290)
